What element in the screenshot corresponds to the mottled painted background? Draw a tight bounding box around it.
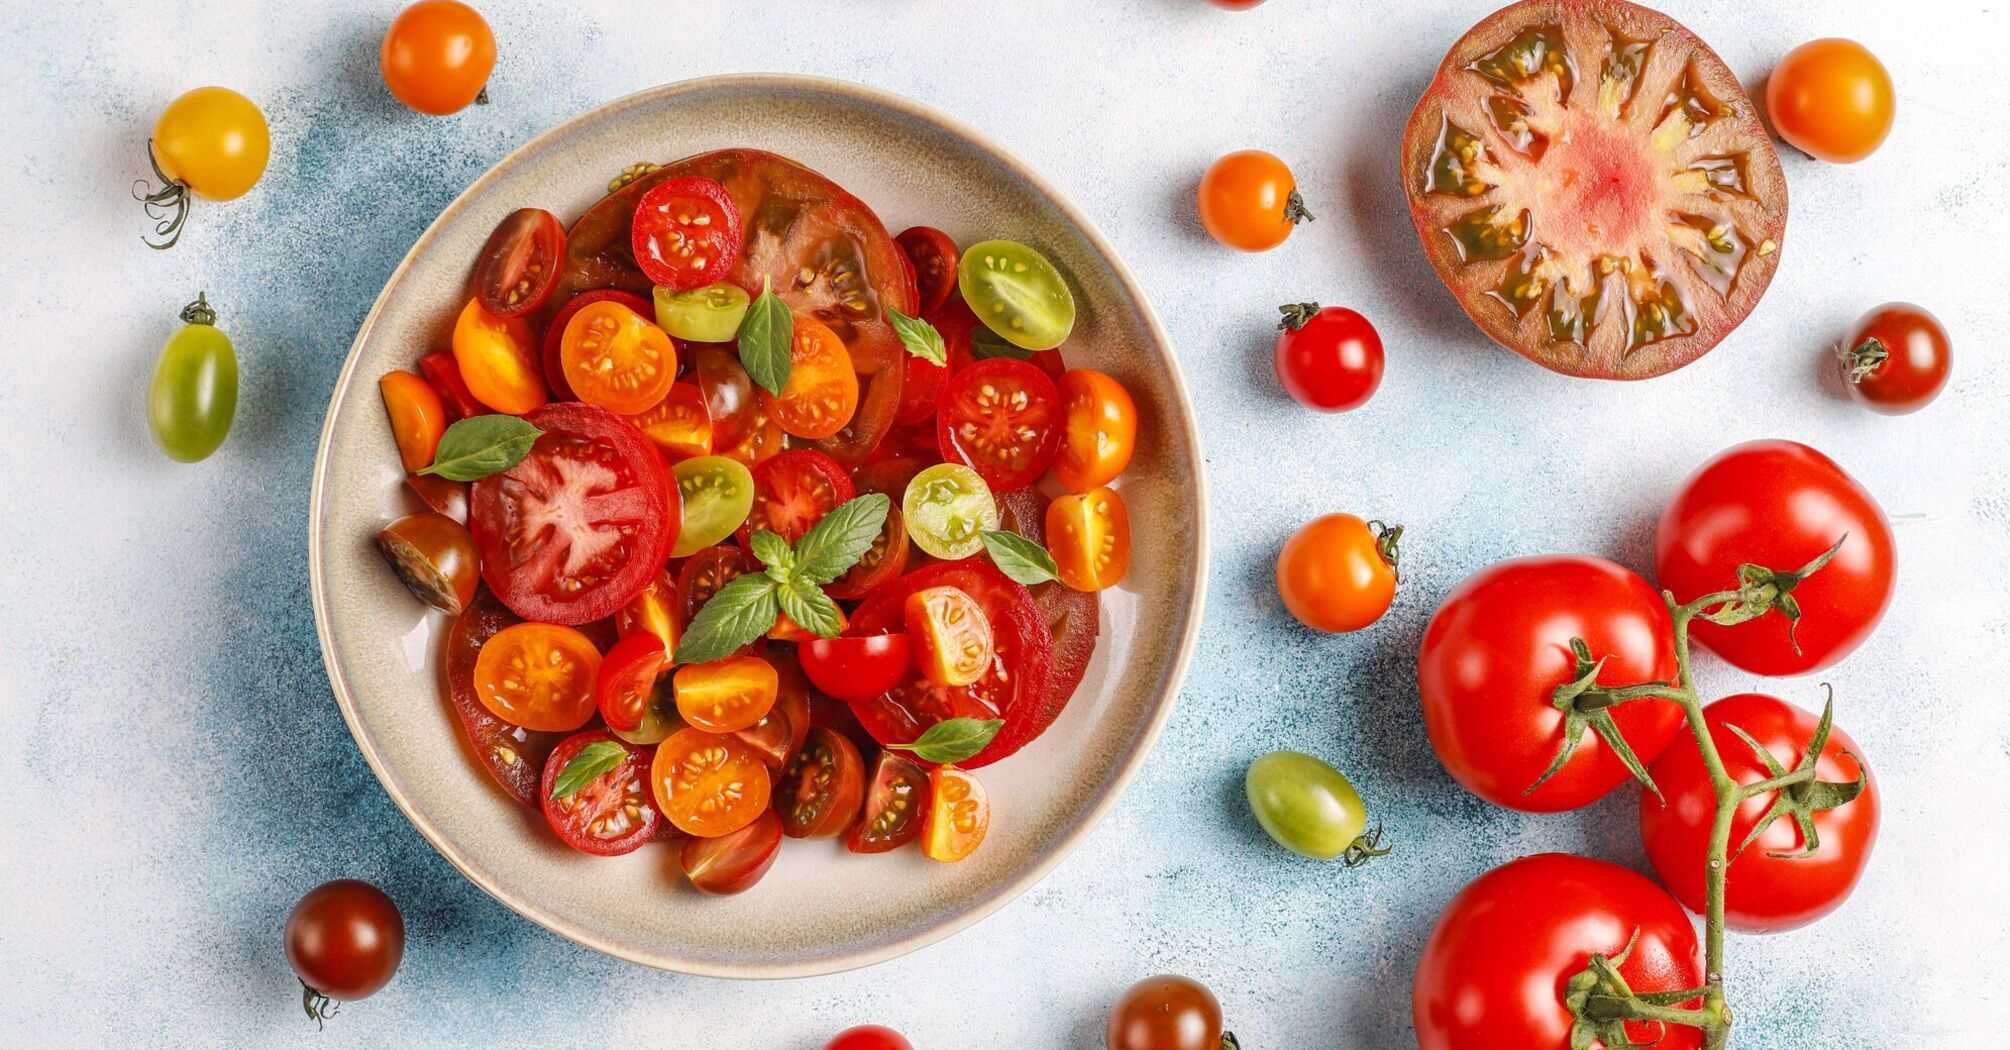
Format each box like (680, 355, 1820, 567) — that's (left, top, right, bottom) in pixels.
(3, 0, 2006, 1046)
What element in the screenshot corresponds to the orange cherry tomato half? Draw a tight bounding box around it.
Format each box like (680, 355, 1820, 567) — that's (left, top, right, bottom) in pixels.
(378, 370, 447, 473)
(922, 765, 990, 862)
(450, 298, 545, 415)
(1198, 150, 1310, 252)
(614, 570, 680, 655)
(1275, 513, 1399, 633)
(471, 622, 602, 732)
(595, 632, 668, 733)
(673, 655, 780, 734)
(380, 0, 496, 116)
(680, 809, 782, 894)
(1766, 38, 1895, 164)
(629, 381, 712, 460)
(560, 301, 677, 415)
(376, 511, 478, 615)
(798, 634, 913, 705)
(905, 586, 994, 688)
(1046, 486, 1132, 592)
(651, 727, 772, 838)
(1053, 368, 1137, 492)
(762, 315, 859, 439)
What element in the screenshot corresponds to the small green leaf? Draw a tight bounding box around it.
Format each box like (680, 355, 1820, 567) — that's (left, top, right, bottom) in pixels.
(981, 530, 1059, 586)
(791, 493, 892, 585)
(749, 529, 794, 572)
(418, 414, 543, 481)
(886, 718, 1004, 764)
(969, 326, 1034, 361)
(675, 573, 780, 664)
(548, 740, 627, 800)
(777, 576, 845, 639)
(737, 277, 794, 396)
(888, 308, 948, 366)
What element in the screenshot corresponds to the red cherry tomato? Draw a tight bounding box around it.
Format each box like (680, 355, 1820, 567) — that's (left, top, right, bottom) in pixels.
(284, 880, 405, 1012)
(631, 177, 743, 291)
(799, 634, 913, 704)
(1838, 302, 1951, 414)
(846, 750, 931, 854)
(776, 726, 866, 839)
(1655, 440, 1895, 676)
(540, 289, 655, 402)
(738, 447, 855, 546)
(1209, 0, 1266, 7)
(937, 358, 1063, 492)
(680, 810, 782, 895)
(895, 226, 960, 314)
(539, 730, 660, 855)
(823, 1026, 913, 1050)
(1274, 305, 1383, 412)
(472, 208, 565, 318)
(594, 632, 667, 732)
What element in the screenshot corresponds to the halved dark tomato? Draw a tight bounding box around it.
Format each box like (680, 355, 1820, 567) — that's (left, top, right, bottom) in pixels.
(677, 544, 756, 629)
(896, 226, 960, 314)
(997, 488, 1100, 720)
(846, 751, 931, 854)
(539, 730, 659, 856)
(469, 402, 679, 625)
(776, 726, 867, 839)
(473, 208, 566, 319)
(541, 289, 655, 402)
(824, 458, 920, 599)
(691, 345, 760, 452)
(847, 562, 1054, 768)
(736, 448, 856, 547)
(937, 358, 1063, 492)
(444, 589, 559, 807)
(1400, 0, 1788, 379)
(681, 810, 782, 894)
(631, 177, 743, 291)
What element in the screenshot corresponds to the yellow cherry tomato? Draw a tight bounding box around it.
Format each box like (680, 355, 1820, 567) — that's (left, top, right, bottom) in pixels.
(137, 87, 270, 248)
(450, 298, 545, 415)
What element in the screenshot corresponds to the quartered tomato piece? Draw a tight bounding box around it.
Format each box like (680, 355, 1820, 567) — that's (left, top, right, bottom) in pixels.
(1053, 369, 1137, 492)
(451, 298, 546, 415)
(847, 751, 931, 854)
(446, 589, 560, 806)
(1400, 0, 1788, 379)
(473, 208, 566, 318)
(670, 455, 755, 557)
(673, 655, 779, 734)
(539, 730, 659, 856)
(1048, 486, 1132, 592)
(472, 622, 603, 732)
(614, 570, 680, 654)
(776, 726, 866, 839)
(651, 727, 772, 838)
(406, 472, 468, 523)
(738, 448, 855, 546)
(681, 810, 782, 894)
(937, 358, 1063, 492)
(469, 402, 679, 625)
(630, 382, 713, 460)
(560, 301, 677, 415)
(379, 370, 447, 473)
(678, 544, 756, 629)
(732, 649, 811, 769)
(595, 632, 668, 733)
(896, 226, 960, 314)
(826, 458, 920, 599)
(762, 315, 859, 439)
(906, 586, 994, 688)
(543, 289, 655, 402)
(922, 765, 990, 862)
(799, 635, 913, 704)
(631, 177, 743, 291)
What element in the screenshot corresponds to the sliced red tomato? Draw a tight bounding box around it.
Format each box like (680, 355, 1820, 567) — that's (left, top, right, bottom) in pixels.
(595, 632, 668, 733)
(539, 730, 659, 856)
(896, 226, 959, 314)
(631, 177, 742, 291)
(847, 750, 930, 854)
(445, 589, 559, 807)
(541, 289, 654, 402)
(799, 634, 913, 704)
(737, 448, 855, 547)
(469, 402, 679, 625)
(473, 208, 565, 319)
(681, 810, 782, 894)
(776, 726, 866, 839)
(848, 561, 1054, 767)
(937, 358, 1063, 492)
(678, 544, 756, 629)
(996, 488, 1099, 716)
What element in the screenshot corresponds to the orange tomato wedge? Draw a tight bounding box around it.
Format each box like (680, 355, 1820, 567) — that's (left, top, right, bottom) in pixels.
(629, 381, 712, 460)
(450, 298, 545, 414)
(922, 765, 990, 862)
(378, 369, 447, 472)
(904, 586, 994, 687)
(673, 655, 780, 733)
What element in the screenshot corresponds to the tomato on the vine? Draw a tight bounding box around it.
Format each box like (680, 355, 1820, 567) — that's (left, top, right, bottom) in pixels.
(1275, 513, 1397, 633)
(1274, 304, 1383, 412)
(1106, 974, 1223, 1050)
(1766, 38, 1895, 164)
(380, 0, 495, 116)
(285, 880, 404, 1021)
(1198, 150, 1309, 252)
(539, 730, 659, 855)
(1838, 302, 1950, 414)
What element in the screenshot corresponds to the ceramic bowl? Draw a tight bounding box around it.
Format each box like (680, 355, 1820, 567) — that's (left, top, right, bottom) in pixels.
(309, 74, 1207, 977)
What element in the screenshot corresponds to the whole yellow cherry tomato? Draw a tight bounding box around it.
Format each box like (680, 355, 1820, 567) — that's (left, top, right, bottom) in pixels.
(136, 87, 270, 248)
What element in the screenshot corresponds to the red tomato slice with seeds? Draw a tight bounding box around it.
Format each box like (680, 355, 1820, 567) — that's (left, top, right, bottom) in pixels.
(936, 358, 1063, 492)
(631, 177, 743, 291)
(846, 750, 931, 854)
(736, 448, 855, 547)
(539, 730, 660, 856)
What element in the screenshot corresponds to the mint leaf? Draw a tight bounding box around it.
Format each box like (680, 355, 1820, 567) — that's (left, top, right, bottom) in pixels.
(887, 718, 1004, 764)
(888, 308, 947, 366)
(737, 277, 793, 396)
(981, 529, 1060, 586)
(418, 414, 542, 481)
(777, 576, 845, 639)
(674, 573, 780, 664)
(792, 493, 892, 585)
(548, 740, 627, 799)
(749, 529, 794, 573)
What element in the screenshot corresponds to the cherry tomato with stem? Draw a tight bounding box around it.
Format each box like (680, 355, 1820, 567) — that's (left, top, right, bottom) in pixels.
(1275, 514, 1398, 633)
(824, 1027, 914, 1050)
(1766, 38, 1895, 163)
(284, 880, 404, 1026)
(376, 511, 479, 615)
(1106, 974, 1226, 1050)
(380, 0, 495, 116)
(148, 295, 238, 461)
(777, 726, 866, 839)
(681, 810, 783, 895)
(1199, 150, 1310, 252)
(632, 177, 743, 291)
(472, 208, 564, 318)
(539, 730, 659, 855)
(1274, 303, 1383, 412)
(799, 635, 913, 704)
(136, 88, 270, 249)
(1837, 302, 1950, 414)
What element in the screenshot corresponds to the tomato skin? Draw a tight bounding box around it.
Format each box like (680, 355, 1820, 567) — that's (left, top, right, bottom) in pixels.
(1198, 150, 1304, 252)
(378, 370, 447, 472)
(1766, 38, 1895, 163)
(451, 298, 546, 415)
(1655, 440, 1894, 676)
(1418, 556, 1683, 812)
(776, 726, 867, 839)
(681, 810, 782, 895)
(472, 209, 565, 318)
(1640, 693, 1878, 932)
(152, 87, 269, 201)
(938, 358, 1063, 492)
(1047, 486, 1132, 592)
(1413, 853, 1704, 1050)
(896, 226, 960, 314)
(922, 765, 989, 862)
(538, 730, 659, 856)
(763, 314, 859, 439)
(800, 635, 913, 704)
(1274, 306, 1384, 412)
(284, 880, 404, 1003)
(380, 0, 495, 116)
(1840, 302, 1951, 414)
(376, 511, 480, 615)
(631, 177, 744, 291)
(823, 1027, 913, 1050)
(1053, 369, 1137, 492)
(1106, 974, 1222, 1050)
(1275, 513, 1395, 633)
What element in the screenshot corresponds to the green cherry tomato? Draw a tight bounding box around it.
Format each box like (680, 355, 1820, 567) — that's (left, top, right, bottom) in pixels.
(958, 239, 1076, 351)
(655, 282, 751, 343)
(148, 293, 238, 462)
(1245, 751, 1387, 863)
(671, 455, 756, 557)
(902, 462, 999, 560)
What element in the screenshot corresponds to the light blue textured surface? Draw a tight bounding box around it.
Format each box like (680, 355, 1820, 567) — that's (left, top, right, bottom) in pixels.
(3, 1, 2006, 1046)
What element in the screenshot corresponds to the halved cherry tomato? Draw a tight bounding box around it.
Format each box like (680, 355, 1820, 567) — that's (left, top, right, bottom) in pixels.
(814, 359, 903, 468)
(799, 635, 913, 704)
(451, 298, 545, 415)
(379, 371, 447, 472)
(681, 810, 782, 894)
(906, 586, 994, 687)
(405, 473, 467, 523)
(376, 511, 479, 615)
(418, 351, 484, 419)
(847, 751, 931, 854)
(1048, 486, 1131, 591)
(673, 655, 779, 734)
(763, 314, 859, 439)
(717, 403, 785, 467)
(894, 350, 948, 427)
(825, 459, 917, 598)
(559, 301, 676, 415)
(678, 544, 756, 629)
(776, 726, 866, 839)
(738, 448, 855, 546)
(614, 570, 680, 654)
(471, 622, 602, 732)
(630, 381, 711, 460)
(541, 289, 654, 402)
(734, 648, 812, 768)
(771, 603, 848, 642)
(922, 765, 989, 862)
(473, 208, 565, 318)
(631, 177, 743, 291)
(896, 226, 960, 314)
(937, 357, 1062, 492)
(595, 632, 668, 733)
(671, 456, 755, 558)
(651, 727, 772, 838)
(613, 679, 687, 747)
(539, 730, 659, 856)
(1053, 368, 1136, 492)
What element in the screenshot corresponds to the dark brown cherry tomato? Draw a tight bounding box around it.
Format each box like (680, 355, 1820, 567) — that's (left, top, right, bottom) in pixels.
(1838, 302, 1951, 414)
(376, 511, 479, 615)
(896, 226, 960, 314)
(404, 473, 467, 522)
(1106, 974, 1223, 1050)
(472, 208, 566, 318)
(846, 750, 930, 854)
(776, 726, 866, 838)
(680, 809, 783, 895)
(678, 544, 756, 629)
(284, 879, 405, 1023)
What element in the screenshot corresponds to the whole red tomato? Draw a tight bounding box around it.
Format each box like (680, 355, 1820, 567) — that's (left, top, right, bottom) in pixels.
(1838, 302, 1951, 414)
(1655, 440, 1894, 676)
(1640, 693, 1878, 933)
(823, 1025, 912, 1050)
(1415, 853, 1704, 1050)
(1418, 556, 1682, 812)
(1273, 304, 1384, 412)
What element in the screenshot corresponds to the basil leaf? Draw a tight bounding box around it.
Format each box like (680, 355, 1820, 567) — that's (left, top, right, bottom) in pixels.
(970, 326, 1034, 361)
(737, 276, 794, 396)
(981, 530, 1060, 586)
(791, 493, 892, 585)
(548, 740, 627, 800)
(887, 718, 1004, 765)
(418, 414, 542, 481)
(674, 573, 780, 664)
(888, 308, 947, 366)
(749, 529, 794, 573)
(777, 576, 845, 639)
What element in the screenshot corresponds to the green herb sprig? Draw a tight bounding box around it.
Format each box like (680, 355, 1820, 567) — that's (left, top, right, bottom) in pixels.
(675, 494, 891, 664)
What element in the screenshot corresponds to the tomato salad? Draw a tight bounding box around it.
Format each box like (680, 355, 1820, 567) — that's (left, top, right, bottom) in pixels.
(371, 149, 1142, 890)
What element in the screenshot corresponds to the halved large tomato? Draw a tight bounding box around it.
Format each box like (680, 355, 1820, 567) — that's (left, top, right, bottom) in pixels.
(469, 402, 679, 625)
(444, 588, 559, 807)
(997, 487, 1099, 718)
(1400, 0, 1787, 379)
